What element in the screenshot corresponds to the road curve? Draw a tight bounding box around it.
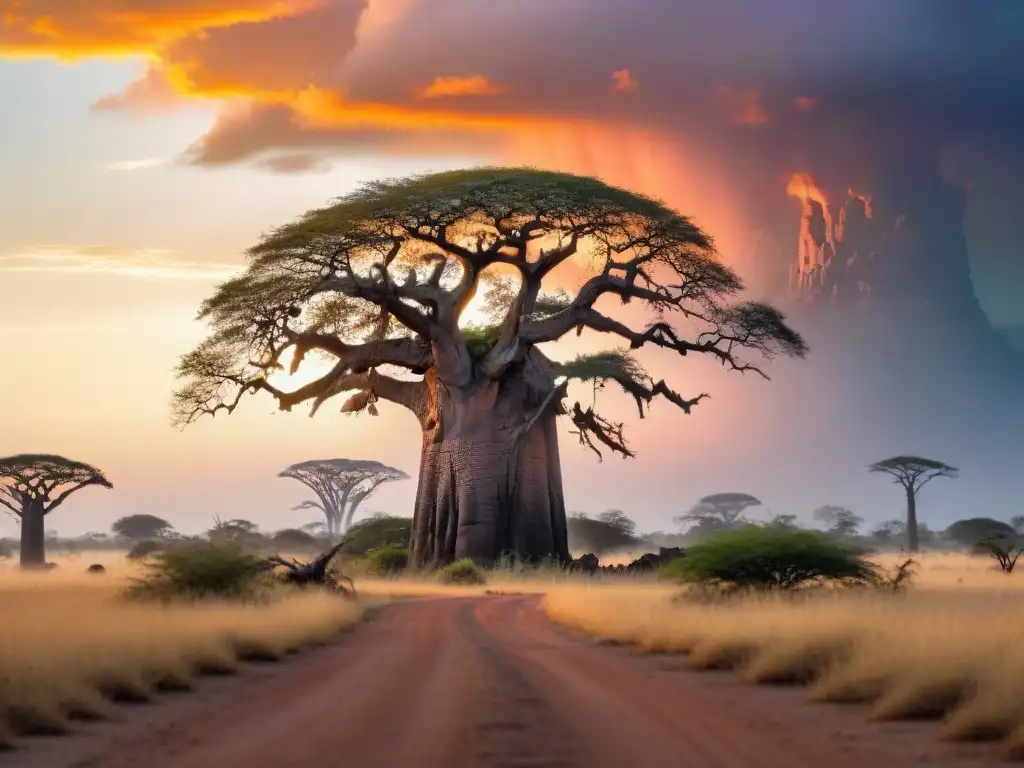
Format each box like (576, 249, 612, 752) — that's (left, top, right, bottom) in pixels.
(9, 595, 993, 768)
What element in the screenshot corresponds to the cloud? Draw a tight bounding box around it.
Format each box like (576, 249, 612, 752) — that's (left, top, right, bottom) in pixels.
(91, 65, 186, 112)
(0, 0, 329, 58)
(101, 157, 168, 171)
(0, 246, 240, 281)
(712, 86, 768, 126)
(419, 74, 508, 99)
(610, 69, 638, 92)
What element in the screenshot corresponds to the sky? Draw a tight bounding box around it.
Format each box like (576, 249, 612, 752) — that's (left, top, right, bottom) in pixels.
(1, 0, 1022, 538)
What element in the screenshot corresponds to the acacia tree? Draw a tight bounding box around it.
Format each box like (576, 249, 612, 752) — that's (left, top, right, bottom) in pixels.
(0, 454, 113, 567)
(870, 455, 958, 553)
(172, 168, 806, 567)
(674, 492, 763, 530)
(111, 514, 174, 542)
(280, 458, 408, 536)
(812, 505, 863, 537)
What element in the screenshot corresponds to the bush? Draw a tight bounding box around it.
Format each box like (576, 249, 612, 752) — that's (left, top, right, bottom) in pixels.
(126, 539, 163, 560)
(272, 528, 321, 552)
(366, 546, 409, 575)
(661, 527, 878, 591)
(340, 515, 412, 557)
(437, 558, 486, 585)
(124, 542, 270, 601)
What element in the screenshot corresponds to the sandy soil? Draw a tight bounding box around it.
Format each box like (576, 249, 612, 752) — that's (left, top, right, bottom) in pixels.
(5, 595, 998, 768)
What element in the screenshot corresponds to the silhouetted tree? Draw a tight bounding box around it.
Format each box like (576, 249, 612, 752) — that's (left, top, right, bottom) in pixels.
(869, 456, 958, 553)
(977, 536, 1024, 574)
(112, 514, 174, 542)
(596, 509, 637, 538)
(674, 492, 762, 530)
(207, 517, 263, 547)
(765, 513, 799, 529)
(0, 455, 112, 567)
(280, 459, 409, 536)
(944, 518, 1017, 549)
(566, 511, 641, 555)
(272, 528, 321, 552)
(172, 168, 805, 567)
(870, 519, 906, 544)
(812, 505, 863, 537)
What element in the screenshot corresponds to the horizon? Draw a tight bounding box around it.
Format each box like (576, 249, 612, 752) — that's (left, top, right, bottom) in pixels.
(2, 0, 1022, 542)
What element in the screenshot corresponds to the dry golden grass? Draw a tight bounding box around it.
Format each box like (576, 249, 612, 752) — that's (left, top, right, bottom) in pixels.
(543, 552, 1024, 759)
(0, 553, 362, 748)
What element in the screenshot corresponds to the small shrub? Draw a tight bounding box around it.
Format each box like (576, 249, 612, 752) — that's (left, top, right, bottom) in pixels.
(124, 542, 270, 601)
(366, 546, 408, 575)
(340, 515, 412, 557)
(977, 536, 1023, 573)
(438, 559, 486, 585)
(86, 564, 106, 574)
(126, 540, 163, 560)
(662, 527, 878, 591)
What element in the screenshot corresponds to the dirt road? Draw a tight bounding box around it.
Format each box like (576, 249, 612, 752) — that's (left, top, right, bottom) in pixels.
(10, 595, 995, 768)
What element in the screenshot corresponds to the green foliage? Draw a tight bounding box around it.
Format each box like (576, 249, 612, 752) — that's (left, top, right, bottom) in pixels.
(460, 323, 502, 359)
(438, 558, 486, 585)
(340, 514, 412, 557)
(124, 542, 270, 601)
(126, 539, 163, 560)
(366, 546, 409, 575)
(661, 527, 879, 591)
(553, 350, 648, 390)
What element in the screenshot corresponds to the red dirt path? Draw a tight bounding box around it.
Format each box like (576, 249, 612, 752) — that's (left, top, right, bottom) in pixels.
(7, 595, 998, 767)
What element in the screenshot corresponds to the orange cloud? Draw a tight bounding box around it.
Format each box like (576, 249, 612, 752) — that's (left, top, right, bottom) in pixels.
(793, 95, 818, 112)
(0, 0, 329, 58)
(91, 65, 185, 111)
(610, 68, 638, 92)
(293, 87, 565, 133)
(419, 74, 508, 99)
(713, 86, 768, 126)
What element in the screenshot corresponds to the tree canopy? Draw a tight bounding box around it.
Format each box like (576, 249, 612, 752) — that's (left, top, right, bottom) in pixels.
(172, 167, 807, 457)
(112, 514, 173, 541)
(566, 510, 641, 554)
(869, 456, 959, 491)
(674, 492, 762, 529)
(280, 458, 409, 535)
(944, 518, 1017, 549)
(0, 454, 112, 518)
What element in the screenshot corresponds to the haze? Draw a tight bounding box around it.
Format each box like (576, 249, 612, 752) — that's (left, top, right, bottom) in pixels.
(2, 0, 1022, 538)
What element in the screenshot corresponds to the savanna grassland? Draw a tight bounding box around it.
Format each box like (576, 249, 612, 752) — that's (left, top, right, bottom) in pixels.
(0, 553, 362, 748)
(542, 552, 1024, 759)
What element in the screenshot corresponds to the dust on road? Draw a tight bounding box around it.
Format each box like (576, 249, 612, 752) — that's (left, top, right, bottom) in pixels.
(7, 595, 995, 768)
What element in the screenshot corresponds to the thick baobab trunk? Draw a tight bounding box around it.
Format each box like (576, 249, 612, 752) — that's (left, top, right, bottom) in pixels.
(20, 504, 46, 568)
(905, 485, 919, 553)
(409, 356, 570, 569)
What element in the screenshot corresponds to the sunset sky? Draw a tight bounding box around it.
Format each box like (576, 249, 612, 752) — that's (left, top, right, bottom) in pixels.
(2, 0, 1022, 538)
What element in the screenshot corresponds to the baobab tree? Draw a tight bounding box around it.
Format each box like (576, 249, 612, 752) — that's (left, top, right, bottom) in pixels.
(674, 492, 763, 530)
(172, 168, 806, 567)
(280, 458, 408, 536)
(0, 454, 112, 567)
(870, 455, 958, 552)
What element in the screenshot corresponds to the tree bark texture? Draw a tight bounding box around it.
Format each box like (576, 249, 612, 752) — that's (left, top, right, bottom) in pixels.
(409, 352, 570, 569)
(20, 504, 46, 567)
(905, 485, 919, 553)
